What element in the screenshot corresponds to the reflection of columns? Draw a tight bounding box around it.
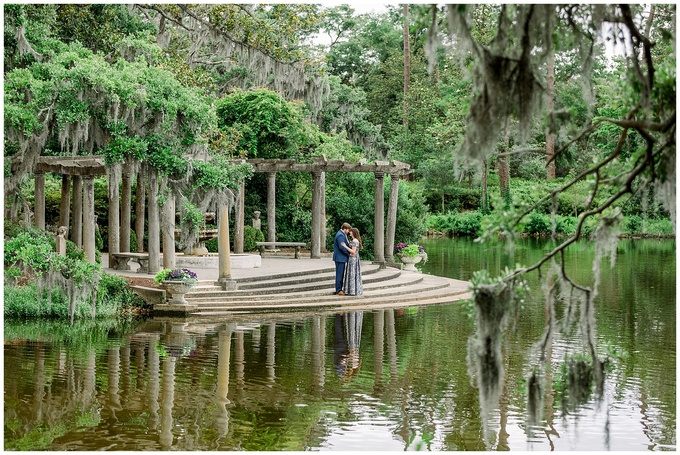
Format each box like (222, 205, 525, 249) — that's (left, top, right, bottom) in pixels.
(386, 309, 398, 381)
(311, 171, 323, 259)
(320, 172, 327, 251)
(34, 171, 46, 230)
(147, 336, 161, 430)
(218, 204, 236, 290)
(147, 169, 160, 273)
(266, 171, 276, 247)
(107, 347, 122, 415)
(235, 330, 245, 396)
(384, 174, 400, 262)
(234, 182, 245, 254)
(373, 172, 386, 266)
(373, 310, 385, 390)
(59, 174, 71, 231)
(82, 351, 97, 409)
(108, 170, 120, 269)
(121, 345, 131, 400)
(135, 168, 146, 253)
(160, 356, 177, 448)
(216, 326, 234, 437)
(311, 315, 326, 392)
(252, 327, 261, 353)
(33, 345, 45, 420)
(266, 323, 276, 384)
(121, 165, 132, 253)
(162, 195, 176, 269)
(82, 177, 96, 263)
(71, 176, 83, 247)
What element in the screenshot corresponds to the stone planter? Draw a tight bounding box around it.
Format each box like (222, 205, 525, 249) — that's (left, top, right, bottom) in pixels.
(162, 280, 196, 305)
(398, 254, 422, 272)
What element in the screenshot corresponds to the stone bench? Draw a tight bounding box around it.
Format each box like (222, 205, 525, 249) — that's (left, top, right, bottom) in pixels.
(256, 242, 306, 259)
(111, 252, 150, 273)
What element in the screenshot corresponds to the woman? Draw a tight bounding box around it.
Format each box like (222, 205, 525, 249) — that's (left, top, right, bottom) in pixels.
(342, 227, 364, 296)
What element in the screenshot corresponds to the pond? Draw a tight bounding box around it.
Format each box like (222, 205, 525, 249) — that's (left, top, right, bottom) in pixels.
(4, 237, 676, 451)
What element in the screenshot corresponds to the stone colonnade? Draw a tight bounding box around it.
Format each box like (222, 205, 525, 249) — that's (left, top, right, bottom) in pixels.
(243, 157, 411, 267)
(32, 156, 411, 280)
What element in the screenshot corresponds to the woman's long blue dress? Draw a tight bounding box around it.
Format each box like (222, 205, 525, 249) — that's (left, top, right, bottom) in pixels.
(342, 239, 363, 295)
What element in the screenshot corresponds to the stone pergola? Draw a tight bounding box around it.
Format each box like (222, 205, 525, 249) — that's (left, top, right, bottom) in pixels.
(32, 156, 411, 286)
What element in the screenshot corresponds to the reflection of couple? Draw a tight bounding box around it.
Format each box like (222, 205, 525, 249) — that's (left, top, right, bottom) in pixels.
(334, 312, 363, 379)
(332, 222, 364, 296)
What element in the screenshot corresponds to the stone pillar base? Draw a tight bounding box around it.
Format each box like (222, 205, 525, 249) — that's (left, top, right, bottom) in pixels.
(372, 260, 387, 269)
(217, 278, 238, 291)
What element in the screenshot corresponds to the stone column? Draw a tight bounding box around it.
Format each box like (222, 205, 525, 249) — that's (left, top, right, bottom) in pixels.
(59, 175, 71, 233)
(234, 182, 245, 254)
(266, 171, 276, 247)
(71, 176, 83, 248)
(135, 167, 146, 253)
(384, 173, 400, 263)
(121, 164, 132, 253)
(108, 170, 120, 269)
(373, 172, 386, 266)
(147, 169, 161, 274)
(82, 176, 96, 263)
(320, 172, 327, 252)
(310, 171, 322, 259)
(162, 195, 176, 269)
(34, 171, 46, 230)
(217, 204, 237, 290)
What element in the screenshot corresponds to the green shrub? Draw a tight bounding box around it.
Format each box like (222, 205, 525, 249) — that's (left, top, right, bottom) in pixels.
(244, 225, 265, 252)
(97, 272, 144, 310)
(524, 212, 552, 235)
(451, 211, 482, 237)
(645, 217, 674, 236)
(205, 237, 218, 253)
(625, 215, 643, 235)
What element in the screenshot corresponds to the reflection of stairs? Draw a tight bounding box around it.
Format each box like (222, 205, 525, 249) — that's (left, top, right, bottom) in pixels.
(180, 262, 471, 316)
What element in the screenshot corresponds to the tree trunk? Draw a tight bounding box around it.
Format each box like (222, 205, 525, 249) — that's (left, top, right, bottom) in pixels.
(546, 51, 556, 180)
(403, 3, 410, 127)
(481, 160, 488, 212)
(497, 127, 511, 202)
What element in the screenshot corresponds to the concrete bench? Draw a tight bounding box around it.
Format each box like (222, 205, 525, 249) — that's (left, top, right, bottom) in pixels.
(111, 252, 150, 273)
(256, 242, 306, 259)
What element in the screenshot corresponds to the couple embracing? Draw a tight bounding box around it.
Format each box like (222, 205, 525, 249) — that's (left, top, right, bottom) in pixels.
(332, 222, 364, 296)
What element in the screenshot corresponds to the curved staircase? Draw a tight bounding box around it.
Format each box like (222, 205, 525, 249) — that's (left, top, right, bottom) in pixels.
(155, 262, 472, 316)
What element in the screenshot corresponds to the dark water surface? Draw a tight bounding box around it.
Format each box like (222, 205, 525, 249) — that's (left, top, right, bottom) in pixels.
(4, 238, 676, 451)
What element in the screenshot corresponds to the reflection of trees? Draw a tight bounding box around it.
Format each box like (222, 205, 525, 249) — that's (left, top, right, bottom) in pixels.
(4, 293, 675, 451)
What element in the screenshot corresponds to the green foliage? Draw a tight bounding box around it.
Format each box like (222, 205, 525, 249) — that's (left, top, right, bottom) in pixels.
(216, 88, 311, 159)
(427, 211, 482, 237)
(244, 225, 265, 252)
(153, 269, 171, 285)
(525, 212, 552, 236)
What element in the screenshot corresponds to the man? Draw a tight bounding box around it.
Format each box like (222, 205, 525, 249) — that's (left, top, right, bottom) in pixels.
(332, 222, 353, 295)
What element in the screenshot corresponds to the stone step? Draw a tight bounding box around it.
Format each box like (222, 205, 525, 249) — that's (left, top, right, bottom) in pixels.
(187, 267, 402, 297)
(186, 273, 425, 303)
(190, 277, 472, 315)
(189, 262, 382, 292)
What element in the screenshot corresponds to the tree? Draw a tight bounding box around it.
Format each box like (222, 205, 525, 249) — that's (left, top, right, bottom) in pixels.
(438, 3, 675, 439)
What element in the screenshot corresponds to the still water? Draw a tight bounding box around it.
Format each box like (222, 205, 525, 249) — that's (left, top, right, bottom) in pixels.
(4, 238, 676, 451)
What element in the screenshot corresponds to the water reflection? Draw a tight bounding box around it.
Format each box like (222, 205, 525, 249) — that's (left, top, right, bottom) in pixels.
(334, 312, 363, 379)
(3, 239, 676, 451)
